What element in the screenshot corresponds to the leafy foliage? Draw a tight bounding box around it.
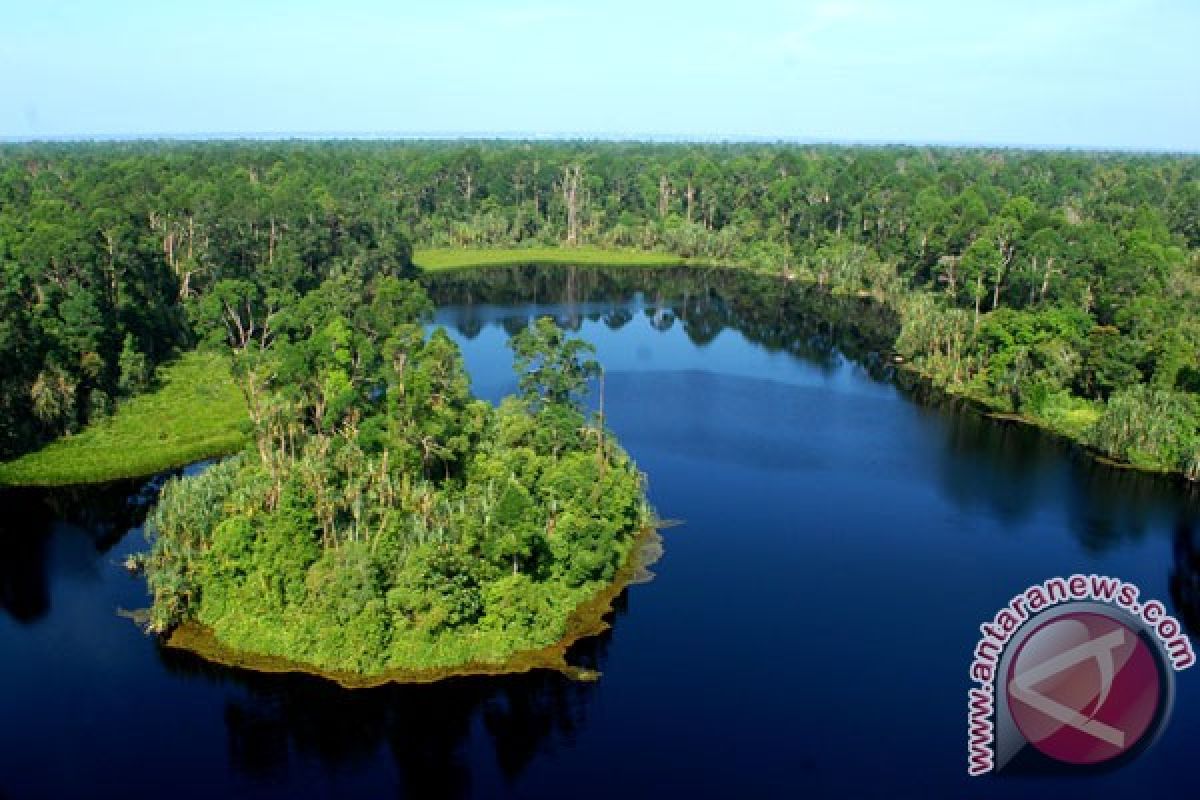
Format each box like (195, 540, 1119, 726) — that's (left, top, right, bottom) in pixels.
(511, 317, 601, 412)
(145, 277, 650, 674)
(1086, 387, 1198, 471)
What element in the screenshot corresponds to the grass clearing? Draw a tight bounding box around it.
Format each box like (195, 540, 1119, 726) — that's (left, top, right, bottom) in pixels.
(413, 246, 694, 271)
(0, 351, 249, 487)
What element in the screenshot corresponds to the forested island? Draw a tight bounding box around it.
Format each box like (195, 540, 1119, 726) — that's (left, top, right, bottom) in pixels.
(143, 269, 652, 678)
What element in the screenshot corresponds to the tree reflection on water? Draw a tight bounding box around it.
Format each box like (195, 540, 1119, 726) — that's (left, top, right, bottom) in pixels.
(157, 595, 625, 799)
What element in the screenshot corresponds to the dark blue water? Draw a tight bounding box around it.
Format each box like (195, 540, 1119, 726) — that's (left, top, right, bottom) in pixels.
(2, 267, 1198, 798)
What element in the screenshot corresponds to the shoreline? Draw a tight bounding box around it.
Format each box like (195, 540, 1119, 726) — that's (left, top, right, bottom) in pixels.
(893, 363, 1196, 486)
(0, 436, 249, 489)
(161, 526, 664, 689)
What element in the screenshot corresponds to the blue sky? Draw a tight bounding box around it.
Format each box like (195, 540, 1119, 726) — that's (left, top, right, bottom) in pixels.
(2, 0, 1197, 150)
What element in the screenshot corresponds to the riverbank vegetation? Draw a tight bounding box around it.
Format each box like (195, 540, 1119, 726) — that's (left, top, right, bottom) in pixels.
(144, 272, 651, 675)
(0, 141, 1197, 482)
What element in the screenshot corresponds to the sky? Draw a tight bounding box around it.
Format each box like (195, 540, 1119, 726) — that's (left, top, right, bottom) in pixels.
(1, 0, 1197, 150)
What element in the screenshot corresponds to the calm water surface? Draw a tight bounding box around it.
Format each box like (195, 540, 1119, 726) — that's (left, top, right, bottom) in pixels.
(2, 266, 1197, 799)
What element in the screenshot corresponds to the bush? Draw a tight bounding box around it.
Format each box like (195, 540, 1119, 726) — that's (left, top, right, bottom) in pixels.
(1087, 386, 1199, 470)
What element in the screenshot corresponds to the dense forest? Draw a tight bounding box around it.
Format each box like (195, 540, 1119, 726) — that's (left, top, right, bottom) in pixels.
(1, 140, 1197, 479)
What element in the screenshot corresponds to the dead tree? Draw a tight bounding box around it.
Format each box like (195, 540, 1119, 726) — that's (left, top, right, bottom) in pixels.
(561, 164, 582, 245)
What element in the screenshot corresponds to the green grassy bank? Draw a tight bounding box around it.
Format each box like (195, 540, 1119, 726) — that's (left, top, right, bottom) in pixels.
(413, 246, 694, 271)
(0, 351, 250, 487)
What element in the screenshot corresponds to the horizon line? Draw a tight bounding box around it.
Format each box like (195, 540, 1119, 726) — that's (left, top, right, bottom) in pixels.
(1, 131, 1198, 156)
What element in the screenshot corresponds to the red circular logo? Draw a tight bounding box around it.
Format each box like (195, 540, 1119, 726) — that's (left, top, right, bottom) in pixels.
(1006, 611, 1162, 765)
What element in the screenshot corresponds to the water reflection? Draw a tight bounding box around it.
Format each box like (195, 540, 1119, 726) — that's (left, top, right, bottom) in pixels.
(644, 306, 672, 333)
(601, 307, 633, 330)
(0, 481, 149, 624)
(1171, 519, 1200, 637)
(424, 264, 900, 380)
(0, 514, 50, 623)
(886, 341, 1200, 555)
(157, 600, 623, 798)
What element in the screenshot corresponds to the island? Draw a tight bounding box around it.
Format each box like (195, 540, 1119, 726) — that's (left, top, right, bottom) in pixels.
(143, 274, 656, 683)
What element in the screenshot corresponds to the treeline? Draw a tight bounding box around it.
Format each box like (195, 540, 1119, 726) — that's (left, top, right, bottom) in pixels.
(2, 140, 1198, 475)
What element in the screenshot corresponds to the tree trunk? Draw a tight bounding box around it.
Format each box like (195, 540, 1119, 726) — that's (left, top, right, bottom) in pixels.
(1039, 257, 1055, 303)
(1028, 256, 1038, 305)
(974, 273, 983, 328)
(562, 165, 582, 246)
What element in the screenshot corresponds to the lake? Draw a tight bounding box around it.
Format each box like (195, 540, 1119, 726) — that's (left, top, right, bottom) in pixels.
(2, 265, 1197, 798)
